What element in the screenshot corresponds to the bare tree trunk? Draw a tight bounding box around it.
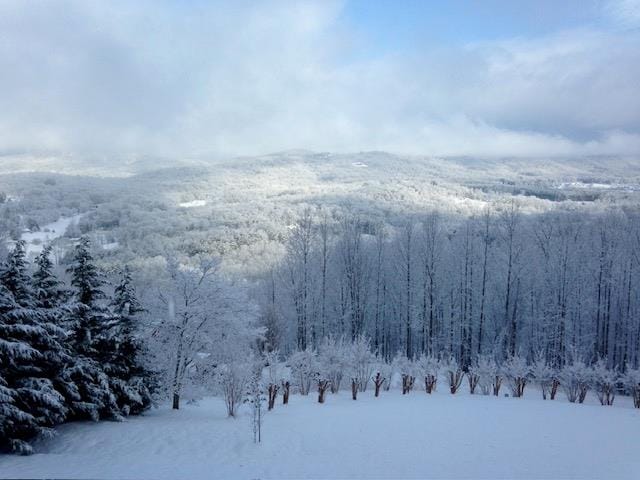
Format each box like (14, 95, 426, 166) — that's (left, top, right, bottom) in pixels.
(425, 374, 437, 394)
(268, 383, 279, 410)
(468, 372, 479, 394)
(318, 380, 330, 403)
(550, 378, 560, 400)
(373, 372, 385, 397)
(493, 375, 502, 396)
(282, 381, 290, 405)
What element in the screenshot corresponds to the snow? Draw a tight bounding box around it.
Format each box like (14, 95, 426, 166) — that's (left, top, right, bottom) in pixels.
(179, 200, 207, 208)
(1, 389, 639, 479)
(102, 241, 120, 251)
(557, 182, 640, 191)
(17, 214, 83, 256)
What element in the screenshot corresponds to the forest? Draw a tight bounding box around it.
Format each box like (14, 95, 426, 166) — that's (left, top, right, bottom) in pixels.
(2, 156, 640, 454)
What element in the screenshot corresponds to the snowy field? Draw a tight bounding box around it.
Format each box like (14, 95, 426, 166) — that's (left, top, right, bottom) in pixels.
(14, 214, 83, 256)
(1, 390, 638, 479)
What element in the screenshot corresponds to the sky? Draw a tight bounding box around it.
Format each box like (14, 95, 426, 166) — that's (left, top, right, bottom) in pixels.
(0, 0, 639, 158)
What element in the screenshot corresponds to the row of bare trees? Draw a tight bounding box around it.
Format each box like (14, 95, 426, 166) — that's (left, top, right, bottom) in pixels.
(263, 343, 640, 408)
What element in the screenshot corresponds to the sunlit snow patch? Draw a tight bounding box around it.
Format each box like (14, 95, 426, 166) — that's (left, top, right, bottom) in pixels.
(179, 200, 207, 208)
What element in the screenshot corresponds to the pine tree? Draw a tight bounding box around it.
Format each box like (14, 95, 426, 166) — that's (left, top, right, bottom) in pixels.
(66, 237, 109, 355)
(32, 245, 66, 309)
(0, 243, 70, 454)
(0, 241, 32, 305)
(106, 266, 153, 415)
(64, 237, 119, 421)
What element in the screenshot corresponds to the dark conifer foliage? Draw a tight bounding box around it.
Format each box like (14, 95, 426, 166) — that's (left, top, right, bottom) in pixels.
(0, 242, 71, 454)
(106, 266, 154, 415)
(0, 239, 153, 454)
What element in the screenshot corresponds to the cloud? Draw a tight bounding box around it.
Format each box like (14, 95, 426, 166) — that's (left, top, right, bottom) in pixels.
(604, 0, 640, 28)
(0, 0, 638, 158)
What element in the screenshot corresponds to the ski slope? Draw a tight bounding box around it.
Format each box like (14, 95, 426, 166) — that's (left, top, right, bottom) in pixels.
(1, 389, 638, 479)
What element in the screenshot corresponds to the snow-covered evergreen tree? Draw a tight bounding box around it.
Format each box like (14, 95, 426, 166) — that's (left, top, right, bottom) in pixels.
(64, 237, 119, 421)
(32, 245, 66, 309)
(0, 242, 70, 454)
(105, 265, 154, 415)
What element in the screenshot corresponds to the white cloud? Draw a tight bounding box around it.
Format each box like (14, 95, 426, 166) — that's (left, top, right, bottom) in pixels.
(604, 0, 640, 28)
(0, 0, 638, 158)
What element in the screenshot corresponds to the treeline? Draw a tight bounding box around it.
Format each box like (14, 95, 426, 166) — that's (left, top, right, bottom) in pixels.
(260, 203, 640, 370)
(0, 239, 153, 454)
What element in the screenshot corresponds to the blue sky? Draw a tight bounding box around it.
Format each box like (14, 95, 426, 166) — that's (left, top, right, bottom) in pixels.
(344, 1, 611, 48)
(0, 0, 638, 157)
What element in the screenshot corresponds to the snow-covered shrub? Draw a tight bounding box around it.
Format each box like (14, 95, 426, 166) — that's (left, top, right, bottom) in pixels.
(475, 355, 499, 396)
(503, 354, 530, 398)
(393, 355, 416, 394)
(559, 359, 592, 403)
(217, 360, 253, 417)
(531, 353, 554, 400)
(442, 356, 464, 394)
(592, 360, 618, 406)
(288, 348, 317, 396)
(374, 360, 393, 392)
(466, 360, 481, 395)
(348, 335, 375, 392)
(317, 336, 349, 393)
(416, 354, 440, 394)
(623, 367, 640, 408)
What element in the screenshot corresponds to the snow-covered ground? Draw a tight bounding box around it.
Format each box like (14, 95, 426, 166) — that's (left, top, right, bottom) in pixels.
(1, 389, 638, 479)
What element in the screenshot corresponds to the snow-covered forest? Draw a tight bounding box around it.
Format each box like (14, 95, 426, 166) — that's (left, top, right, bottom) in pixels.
(2, 0, 640, 477)
(1, 153, 640, 473)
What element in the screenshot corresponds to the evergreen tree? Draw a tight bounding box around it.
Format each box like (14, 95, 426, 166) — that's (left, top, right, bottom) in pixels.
(0, 241, 32, 305)
(106, 266, 154, 415)
(64, 237, 119, 421)
(32, 245, 66, 309)
(66, 237, 109, 355)
(0, 243, 70, 454)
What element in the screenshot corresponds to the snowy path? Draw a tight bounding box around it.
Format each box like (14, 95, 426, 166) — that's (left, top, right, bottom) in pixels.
(1, 390, 638, 479)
